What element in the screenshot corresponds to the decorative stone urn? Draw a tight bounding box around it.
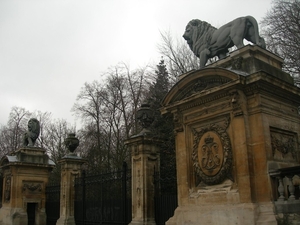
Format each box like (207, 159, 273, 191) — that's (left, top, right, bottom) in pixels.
(64, 133, 79, 156)
(136, 102, 154, 135)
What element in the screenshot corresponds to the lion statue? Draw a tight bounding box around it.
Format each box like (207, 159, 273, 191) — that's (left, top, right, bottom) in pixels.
(23, 118, 40, 147)
(183, 16, 266, 68)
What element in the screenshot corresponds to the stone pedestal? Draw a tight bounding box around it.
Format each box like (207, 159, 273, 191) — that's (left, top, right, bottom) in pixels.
(125, 134, 162, 225)
(161, 45, 300, 225)
(56, 156, 85, 225)
(0, 147, 55, 225)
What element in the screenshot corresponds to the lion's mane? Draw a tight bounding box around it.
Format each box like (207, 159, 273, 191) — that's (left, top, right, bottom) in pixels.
(23, 118, 40, 147)
(185, 19, 216, 57)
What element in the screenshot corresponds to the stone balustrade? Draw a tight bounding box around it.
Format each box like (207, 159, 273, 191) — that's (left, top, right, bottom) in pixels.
(269, 166, 300, 213)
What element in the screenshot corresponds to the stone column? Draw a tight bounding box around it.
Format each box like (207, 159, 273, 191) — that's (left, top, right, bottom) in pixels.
(126, 135, 161, 225)
(56, 134, 85, 225)
(125, 103, 162, 225)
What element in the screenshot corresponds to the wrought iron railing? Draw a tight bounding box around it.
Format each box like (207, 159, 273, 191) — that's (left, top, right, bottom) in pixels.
(74, 162, 131, 225)
(45, 162, 131, 225)
(45, 182, 60, 225)
(154, 166, 178, 225)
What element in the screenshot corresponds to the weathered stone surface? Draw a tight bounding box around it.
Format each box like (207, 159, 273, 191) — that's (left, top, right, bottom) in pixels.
(0, 147, 55, 225)
(56, 156, 86, 225)
(125, 135, 162, 225)
(161, 45, 300, 224)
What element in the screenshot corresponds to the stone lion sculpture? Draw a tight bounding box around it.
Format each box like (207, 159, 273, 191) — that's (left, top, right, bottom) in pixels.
(183, 16, 266, 68)
(23, 118, 40, 147)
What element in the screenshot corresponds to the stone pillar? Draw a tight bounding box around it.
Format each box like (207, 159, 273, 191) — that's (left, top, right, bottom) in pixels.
(126, 135, 161, 225)
(56, 157, 85, 225)
(125, 103, 162, 225)
(56, 133, 85, 225)
(0, 147, 55, 225)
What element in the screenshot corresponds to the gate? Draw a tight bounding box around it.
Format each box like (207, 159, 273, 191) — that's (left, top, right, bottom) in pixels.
(45, 183, 60, 225)
(45, 162, 131, 225)
(74, 162, 132, 225)
(154, 168, 178, 225)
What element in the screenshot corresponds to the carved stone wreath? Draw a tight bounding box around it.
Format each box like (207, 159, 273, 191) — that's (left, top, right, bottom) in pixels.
(23, 183, 42, 193)
(192, 120, 233, 185)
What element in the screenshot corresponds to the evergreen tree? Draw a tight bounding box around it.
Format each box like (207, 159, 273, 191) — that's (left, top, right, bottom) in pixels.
(148, 58, 177, 194)
(149, 58, 170, 107)
(148, 58, 171, 138)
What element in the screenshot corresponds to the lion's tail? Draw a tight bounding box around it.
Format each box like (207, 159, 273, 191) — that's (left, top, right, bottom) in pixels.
(245, 15, 266, 48)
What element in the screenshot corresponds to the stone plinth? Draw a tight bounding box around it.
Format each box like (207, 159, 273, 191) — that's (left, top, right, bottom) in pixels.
(125, 133, 162, 225)
(56, 156, 85, 225)
(161, 45, 300, 225)
(0, 147, 55, 225)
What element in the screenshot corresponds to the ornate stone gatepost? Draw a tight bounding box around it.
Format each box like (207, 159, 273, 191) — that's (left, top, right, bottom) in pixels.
(56, 133, 85, 225)
(125, 103, 162, 225)
(0, 118, 55, 225)
(161, 45, 300, 225)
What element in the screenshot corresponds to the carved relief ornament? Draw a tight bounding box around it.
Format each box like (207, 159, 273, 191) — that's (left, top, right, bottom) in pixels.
(4, 175, 11, 202)
(230, 90, 243, 117)
(173, 111, 183, 133)
(270, 128, 297, 160)
(22, 182, 42, 193)
(173, 76, 232, 102)
(192, 118, 233, 185)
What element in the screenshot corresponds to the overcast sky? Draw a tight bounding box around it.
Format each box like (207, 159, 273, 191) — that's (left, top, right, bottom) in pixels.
(0, 0, 272, 126)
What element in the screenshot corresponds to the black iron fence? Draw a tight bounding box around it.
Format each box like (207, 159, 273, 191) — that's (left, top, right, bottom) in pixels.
(154, 169, 178, 225)
(45, 183, 60, 225)
(74, 162, 132, 225)
(45, 162, 177, 225)
(45, 162, 131, 225)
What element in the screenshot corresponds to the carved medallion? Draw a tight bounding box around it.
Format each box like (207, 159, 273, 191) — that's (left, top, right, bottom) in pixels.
(198, 132, 223, 176)
(192, 119, 233, 185)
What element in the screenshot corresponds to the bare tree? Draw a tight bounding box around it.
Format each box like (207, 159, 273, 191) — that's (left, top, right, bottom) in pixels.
(157, 31, 201, 82)
(261, 0, 300, 83)
(72, 81, 106, 170)
(45, 119, 76, 183)
(41, 118, 74, 162)
(73, 63, 150, 172)
(0, 107, 31, 156)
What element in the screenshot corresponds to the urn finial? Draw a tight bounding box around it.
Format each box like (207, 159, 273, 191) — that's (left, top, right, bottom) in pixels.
(136, 102, 154, 134)
(64, 133, 79, 156)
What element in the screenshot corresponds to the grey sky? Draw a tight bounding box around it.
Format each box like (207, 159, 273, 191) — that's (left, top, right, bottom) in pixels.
(0, 0, 272, 126)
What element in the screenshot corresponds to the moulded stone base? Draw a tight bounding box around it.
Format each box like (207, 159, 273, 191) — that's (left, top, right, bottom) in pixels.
(166, 202, 276, 225)
(56, 216, 76, 225)
(0, 206, 47, 225)
(256, 202, 277, 225)
(129, 218, 156, 225)
(0, 207, 27, 225)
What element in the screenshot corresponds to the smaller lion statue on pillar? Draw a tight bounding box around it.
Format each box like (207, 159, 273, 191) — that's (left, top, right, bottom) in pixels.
(183, 16, 266, 68)
(23, 118, 40, 147)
